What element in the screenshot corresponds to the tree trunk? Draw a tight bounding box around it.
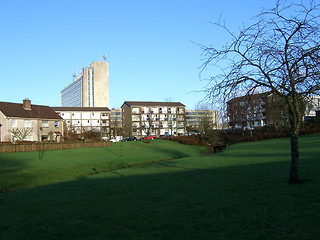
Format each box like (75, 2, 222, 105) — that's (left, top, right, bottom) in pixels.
(287, 95, 301, 184)
(289, 134, 299, 184)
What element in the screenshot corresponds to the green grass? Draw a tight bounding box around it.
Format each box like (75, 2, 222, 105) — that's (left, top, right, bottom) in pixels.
(0, 134, 320, 239)
(0, 140, 208, 191)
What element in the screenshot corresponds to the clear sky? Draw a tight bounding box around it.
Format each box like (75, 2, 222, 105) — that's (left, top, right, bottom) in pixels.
(0, 0, 276, 110)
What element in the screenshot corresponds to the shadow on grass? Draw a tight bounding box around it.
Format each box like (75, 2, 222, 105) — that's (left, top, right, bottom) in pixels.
(0, 155, 36, 192)
(145, 143, 192, 159)
(1, 156, 319, 240)
(103, 141, 193, 160)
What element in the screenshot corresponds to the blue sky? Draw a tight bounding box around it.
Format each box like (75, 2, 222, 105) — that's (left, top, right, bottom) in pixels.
(0, 0, 276, 109)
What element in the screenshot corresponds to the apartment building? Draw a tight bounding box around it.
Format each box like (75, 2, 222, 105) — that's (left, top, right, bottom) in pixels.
(0, 99, 63, 142)
(61, 61, 109, 107)
(227, 92, 320, 130)
(121, 101, 186, 137)
(227, 93, 271, 130)
(53, 107, 111, 138)
(186, 110, 219, 131)
(305, 95, 320, 117)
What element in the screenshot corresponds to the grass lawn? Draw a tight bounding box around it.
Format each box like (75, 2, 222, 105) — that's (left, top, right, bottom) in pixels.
(0, 140, 208, 192)
(0, 134, 320, 239)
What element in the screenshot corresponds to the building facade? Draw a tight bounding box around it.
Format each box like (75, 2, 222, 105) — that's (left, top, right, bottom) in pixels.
(110, 108, 122, 137)
(61, 61, 109, 107)
(53, 107, 111, 139)
(186, 110, 219, 132)
(227, 92, 320, 130)
(121, 101, 186, 137)
(305, 95, 320, 117)
(228, 93, 267, 130)
(0, 99, 63, 142)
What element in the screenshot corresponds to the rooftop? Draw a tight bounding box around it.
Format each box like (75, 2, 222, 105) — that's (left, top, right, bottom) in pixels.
(122, 101, 185, 108)
(0, 101, 62, 120)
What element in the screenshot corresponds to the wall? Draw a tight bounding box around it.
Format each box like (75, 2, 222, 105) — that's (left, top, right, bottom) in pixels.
(0, 141, 112, 153)
(90, 62, 109, 107)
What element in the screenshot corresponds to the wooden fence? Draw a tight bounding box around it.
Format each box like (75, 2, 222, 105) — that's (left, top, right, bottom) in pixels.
(0, 141, 112, 153)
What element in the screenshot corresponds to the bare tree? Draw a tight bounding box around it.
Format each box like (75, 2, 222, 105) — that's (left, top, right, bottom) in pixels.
(140, 107, 158, 137)
(8, 128, 33, 142)
(195, 103, 216, 133)
(166, 113, 177, 136)
(200, 0, 320, 183)
(110, 116, 122, 138)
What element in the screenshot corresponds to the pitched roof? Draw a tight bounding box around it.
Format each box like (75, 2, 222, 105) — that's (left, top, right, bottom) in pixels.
(122, 101, 185, 108)
(0, 101, 62, 120)
(52, 107, 111, 112)
(227, 92, 271, 104)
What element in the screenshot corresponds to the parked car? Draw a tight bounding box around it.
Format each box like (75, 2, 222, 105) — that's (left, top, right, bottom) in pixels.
(109, 136, 123, 142)
(125, 136, 137, 141)
(140, 135, 156, 140)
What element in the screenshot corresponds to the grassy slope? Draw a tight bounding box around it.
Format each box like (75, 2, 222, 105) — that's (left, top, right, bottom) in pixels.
(0, 134, 320, 240)
(0, 140, 208, 191)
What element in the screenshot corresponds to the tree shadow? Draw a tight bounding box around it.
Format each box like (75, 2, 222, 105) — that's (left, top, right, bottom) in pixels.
(1, 157, 319, 239)
(0, 155, 35, 192)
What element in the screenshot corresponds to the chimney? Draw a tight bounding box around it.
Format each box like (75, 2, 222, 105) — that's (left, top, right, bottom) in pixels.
(23, 98, 32, 110)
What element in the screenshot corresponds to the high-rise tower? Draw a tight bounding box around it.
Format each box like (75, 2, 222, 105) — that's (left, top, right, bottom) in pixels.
(61, 61, 109, 107)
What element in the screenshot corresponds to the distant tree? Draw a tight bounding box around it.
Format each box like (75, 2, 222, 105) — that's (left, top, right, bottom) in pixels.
(200, 0, 320, 183)
(82, 129, 101, 141)
(8, 128, 32, 142)
(140, 107, 158, 137)
(164, 97, 173, 102)
(65, 127, 80, 142)
(110, 115, 122, 137)
(195, 103, 216, 133)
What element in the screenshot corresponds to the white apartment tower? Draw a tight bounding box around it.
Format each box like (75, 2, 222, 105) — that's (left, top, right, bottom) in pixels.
(61, 61, 109, 107)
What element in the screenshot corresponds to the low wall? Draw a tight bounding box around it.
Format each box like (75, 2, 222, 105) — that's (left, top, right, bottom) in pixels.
(0, 141, 112, 153)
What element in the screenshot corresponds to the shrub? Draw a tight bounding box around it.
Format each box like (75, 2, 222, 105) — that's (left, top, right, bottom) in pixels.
(82, 130, 102, 141)
(165, 121, 320, 151)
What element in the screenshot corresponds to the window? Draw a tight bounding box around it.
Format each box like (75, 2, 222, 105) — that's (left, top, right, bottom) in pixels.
(54, 121, 59, 127)
(24, 120, 31, 128)
(24, 135, 33, 141)
(42, 121, 49, 128)
(11, 119, 17, 127)
(132, 115, 139, 121)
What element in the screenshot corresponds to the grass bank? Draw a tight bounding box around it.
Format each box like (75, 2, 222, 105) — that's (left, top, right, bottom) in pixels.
(0, 133, 319, 239)
(0, 140, 208, 192)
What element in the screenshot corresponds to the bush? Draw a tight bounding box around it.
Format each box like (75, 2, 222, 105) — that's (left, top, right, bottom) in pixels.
(82, 130, 102, 141)
(164, 121, 320, 152)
